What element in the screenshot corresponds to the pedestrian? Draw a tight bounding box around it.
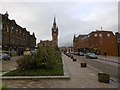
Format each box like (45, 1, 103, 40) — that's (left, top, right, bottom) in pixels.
(104, 52, 107, 57)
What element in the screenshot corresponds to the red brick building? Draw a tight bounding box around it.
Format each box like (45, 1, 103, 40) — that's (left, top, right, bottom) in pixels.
(73, 30, 120, 56)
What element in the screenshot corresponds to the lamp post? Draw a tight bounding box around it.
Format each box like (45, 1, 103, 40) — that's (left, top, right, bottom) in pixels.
(100, 27, 103, 55)
(116, 33, 120, 56)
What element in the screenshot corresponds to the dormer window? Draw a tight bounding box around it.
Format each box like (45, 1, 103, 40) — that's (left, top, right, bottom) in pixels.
(107, 33, 110, 37)
(11, 26, 14, 30)
(94, 34, 97, 37)
(99, 34, 102, 37)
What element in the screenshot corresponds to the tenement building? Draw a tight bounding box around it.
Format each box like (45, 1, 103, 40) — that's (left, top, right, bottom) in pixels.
(1, 12, 36, 55)
(73, 30, 120, 56)
(38, 16, 58, 49)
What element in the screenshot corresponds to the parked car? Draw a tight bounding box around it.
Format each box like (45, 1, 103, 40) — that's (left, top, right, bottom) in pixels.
(23, 50, 32, 55)
(86, 52, 98, 59)
(0, 53, 11, 60)
(70, 52, 74, 54)
(79, 52, 84, 56)
(74, 52, 79, 55)
(31, 50, 37, 55)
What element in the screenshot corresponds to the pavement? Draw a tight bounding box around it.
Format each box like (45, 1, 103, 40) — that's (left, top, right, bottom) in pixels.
(2, 54, 118, 88)
(0, 56, 20, 76)
(98, 55, 119, 64)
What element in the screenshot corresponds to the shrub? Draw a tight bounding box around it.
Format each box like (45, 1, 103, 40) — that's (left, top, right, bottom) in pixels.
(45, 48, 57, 69)
(17, 47, 62, 70)
(17, 55, 32, 70)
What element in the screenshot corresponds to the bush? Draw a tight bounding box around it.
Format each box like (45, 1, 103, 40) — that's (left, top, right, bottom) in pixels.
(17, 55, 32, 70)
(17, 47, 62, 70)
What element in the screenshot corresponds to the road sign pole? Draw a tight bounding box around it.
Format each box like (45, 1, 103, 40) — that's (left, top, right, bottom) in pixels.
(118, 43, 120, 57)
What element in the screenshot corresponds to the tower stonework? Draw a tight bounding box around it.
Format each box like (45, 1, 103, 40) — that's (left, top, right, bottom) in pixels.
(52, 16, 58, 48)
(38, 16, 59, 49)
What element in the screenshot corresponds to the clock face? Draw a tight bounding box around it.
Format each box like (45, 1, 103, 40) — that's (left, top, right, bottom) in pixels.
(54, 29, 56, 32)
(54, 33, 56, 36)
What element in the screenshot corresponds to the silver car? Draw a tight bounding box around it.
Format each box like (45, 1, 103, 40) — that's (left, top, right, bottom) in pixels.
(86, 52, 98, 59)
(0, 53, 11, 60)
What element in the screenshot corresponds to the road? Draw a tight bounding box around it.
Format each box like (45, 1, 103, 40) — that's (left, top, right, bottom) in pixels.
(73, 55, 119, 81)
(0, 56, 21, 75)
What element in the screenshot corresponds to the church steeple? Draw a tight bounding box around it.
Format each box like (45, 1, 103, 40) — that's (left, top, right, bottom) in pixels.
(4, 11, 9, 18)
(53, 14, 56, 27)
(73, 34, 76, 42)
(52, 14, 58, 48)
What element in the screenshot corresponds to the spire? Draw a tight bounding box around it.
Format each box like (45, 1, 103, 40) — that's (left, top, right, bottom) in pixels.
(54, 14, 56, 23)
(32, 32, 35, 36)
(101, 27, 102, 31)
(73, 34, 76, 42)
(74, 34, 76, 38)
(53, 14, 56, 27)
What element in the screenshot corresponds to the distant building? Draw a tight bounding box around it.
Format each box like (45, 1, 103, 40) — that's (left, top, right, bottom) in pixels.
(38, 16, 58, 49)
(73, 34, 88, 52)
(60, 46, 74, 53)
(1, 12, 36, 55)
(73, 30, 120, 56)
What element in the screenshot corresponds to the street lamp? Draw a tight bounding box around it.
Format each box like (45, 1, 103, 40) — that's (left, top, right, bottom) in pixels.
(100, 27, 103, 56)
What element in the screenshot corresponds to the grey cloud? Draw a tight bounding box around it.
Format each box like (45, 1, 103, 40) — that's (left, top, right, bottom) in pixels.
(1, 2, 118, 47)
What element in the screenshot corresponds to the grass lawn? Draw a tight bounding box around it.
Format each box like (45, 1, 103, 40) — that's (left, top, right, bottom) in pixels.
(3, 48, 64, 76)
(3, 63, 64, 76)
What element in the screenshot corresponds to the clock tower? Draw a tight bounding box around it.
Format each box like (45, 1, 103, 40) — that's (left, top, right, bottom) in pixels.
(52, 16, 58, 48)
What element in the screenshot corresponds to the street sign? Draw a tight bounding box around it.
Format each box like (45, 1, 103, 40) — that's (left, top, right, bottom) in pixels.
(117, 34, 120, 43)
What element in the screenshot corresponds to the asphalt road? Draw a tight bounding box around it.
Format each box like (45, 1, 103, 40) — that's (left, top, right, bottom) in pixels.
(73, 55, 119, 81)
(0, 56, 21, 75)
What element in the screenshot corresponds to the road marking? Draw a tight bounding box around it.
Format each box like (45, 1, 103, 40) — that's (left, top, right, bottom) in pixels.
(87, 64, 118, 82)
(71, 54, 119, 82)
(110, 76, 118, 82)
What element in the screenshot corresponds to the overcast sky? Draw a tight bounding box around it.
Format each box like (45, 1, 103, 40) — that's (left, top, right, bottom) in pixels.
(0, 0, 119, 47)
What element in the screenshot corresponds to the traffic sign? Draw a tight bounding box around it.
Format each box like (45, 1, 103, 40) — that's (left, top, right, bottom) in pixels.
(117, 34, 120, 43)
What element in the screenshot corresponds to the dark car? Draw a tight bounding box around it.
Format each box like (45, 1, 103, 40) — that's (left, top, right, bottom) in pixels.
(0, 53, 11, 60)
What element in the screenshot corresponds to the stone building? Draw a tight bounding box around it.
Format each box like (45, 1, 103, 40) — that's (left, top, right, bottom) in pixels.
(38, 16, 58, 49)
(1, 12, 36, 55)
(73, 30, 120, 56)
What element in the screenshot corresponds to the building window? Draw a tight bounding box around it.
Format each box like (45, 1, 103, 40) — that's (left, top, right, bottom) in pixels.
(99, 34, 102, 37)
(107, 33, 110, 37)
(94, 34, 98, 37)
(11, 26, 14, 30)
(7, 26, 9, 32)
(11, 26, 14, 33)
(88, 35, 90, 37)
(20, 30, 22, 34)
(2, 24, 4, 30)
